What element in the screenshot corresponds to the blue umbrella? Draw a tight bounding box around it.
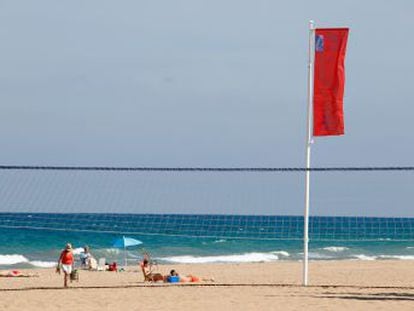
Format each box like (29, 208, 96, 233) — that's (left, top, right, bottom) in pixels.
(112, 236, 143, 267)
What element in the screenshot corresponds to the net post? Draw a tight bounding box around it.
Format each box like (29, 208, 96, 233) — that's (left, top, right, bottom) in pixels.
(303, 20, 315, 287)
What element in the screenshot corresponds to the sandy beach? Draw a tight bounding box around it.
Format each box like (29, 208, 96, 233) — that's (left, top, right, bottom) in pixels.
(0, 260, 413, 310)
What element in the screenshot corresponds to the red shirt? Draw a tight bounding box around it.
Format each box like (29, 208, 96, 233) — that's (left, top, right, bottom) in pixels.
(60, 250, 74, 265)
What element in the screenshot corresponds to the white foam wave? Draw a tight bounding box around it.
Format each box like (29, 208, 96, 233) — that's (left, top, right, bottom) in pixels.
(322, 247, 349, 252)
(104, 248, 120, 254)
(159, 252, 279, 264)
(127, 252, 141, 259)
(307, 252, 334, 259)
(378, 255, 414, 260)
(353, 254, 377, 261)
(213, 239, 227, 244)
(406, 247, 414, 249)
(271, 251, 290, 257)
(29, 261, 57, 268)
(0, 254, 29, 265)
(72, 248, 84, 255)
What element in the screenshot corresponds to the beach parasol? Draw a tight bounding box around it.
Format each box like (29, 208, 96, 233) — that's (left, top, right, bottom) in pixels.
(112, 236, 143, 267)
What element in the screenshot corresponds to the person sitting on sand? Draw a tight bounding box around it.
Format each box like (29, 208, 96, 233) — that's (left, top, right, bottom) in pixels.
(165, 269, 214, 283)
(79, 245, 95, 270)
(57, 243, 75, 288)
(140, 258, 163, 282)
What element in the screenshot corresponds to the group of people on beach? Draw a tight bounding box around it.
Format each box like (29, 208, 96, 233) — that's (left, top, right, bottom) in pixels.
(56, 243, 213, 287)
(140, 255, 213, 283)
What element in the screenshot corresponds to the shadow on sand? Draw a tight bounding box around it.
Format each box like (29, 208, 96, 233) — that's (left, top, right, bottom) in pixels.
(314, 292, 414, 301)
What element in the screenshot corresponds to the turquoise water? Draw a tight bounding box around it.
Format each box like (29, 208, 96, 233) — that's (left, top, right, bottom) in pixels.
(0, 213, 413, 268)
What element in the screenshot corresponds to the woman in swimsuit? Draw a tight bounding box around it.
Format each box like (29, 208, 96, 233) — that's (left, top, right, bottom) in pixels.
(57, 243, 74, 287)
(166, 269, 214, 283)
(140, 258, 164, 282)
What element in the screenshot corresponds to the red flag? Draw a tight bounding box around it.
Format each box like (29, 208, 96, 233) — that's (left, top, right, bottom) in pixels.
(313, 28, 349, 136)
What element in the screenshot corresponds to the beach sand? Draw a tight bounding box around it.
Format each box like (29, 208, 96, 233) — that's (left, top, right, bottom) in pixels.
(0, 260, 413, 310)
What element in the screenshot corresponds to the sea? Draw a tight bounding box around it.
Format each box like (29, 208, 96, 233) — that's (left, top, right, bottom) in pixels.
(0, 213, 413, 269)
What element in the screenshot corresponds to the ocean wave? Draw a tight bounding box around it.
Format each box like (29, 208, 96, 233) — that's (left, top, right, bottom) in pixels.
(271, 251, 290, 257)
(127, 252, 141, 259)
(29, 261, 57, 268)
(159, 252, 280, 264)
(72, 247, 84, 255)
(322, 247, 349, 252)
(407, 247, 414, 249)
(352, 254, 414, 261)
(104, 248, 120, 254)
(201, 239, 227, 245)
(378, 255, 414, 260)
(0, 254, 29, 265)
(352, 254, 377, 261)
(307, 252, 334, 259)
(213, 239, 227, 244)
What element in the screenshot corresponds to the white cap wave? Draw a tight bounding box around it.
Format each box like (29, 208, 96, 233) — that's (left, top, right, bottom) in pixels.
(159, 251, 290, 264)
(0, 254, 29, 265)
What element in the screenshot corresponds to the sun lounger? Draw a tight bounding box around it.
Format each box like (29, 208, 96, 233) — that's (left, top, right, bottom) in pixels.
(89, 257, 98, 270)
(97, 258, 106, 271)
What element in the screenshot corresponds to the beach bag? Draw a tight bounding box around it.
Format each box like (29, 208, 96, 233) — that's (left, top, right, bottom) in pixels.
(167, 275, 180, 283)
(108, 262, 117, 272)
(70, 269, 79, 282)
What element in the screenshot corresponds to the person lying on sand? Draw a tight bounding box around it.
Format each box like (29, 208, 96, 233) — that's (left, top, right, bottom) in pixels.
(0, 270, 38, 277)
(165, 269, 214, 283)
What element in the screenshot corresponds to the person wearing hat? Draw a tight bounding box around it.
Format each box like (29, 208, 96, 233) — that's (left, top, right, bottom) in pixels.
(57, 243, 74, 287)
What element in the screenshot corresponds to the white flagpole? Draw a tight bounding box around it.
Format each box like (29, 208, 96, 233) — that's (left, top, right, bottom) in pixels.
(303, 20, 315, 286)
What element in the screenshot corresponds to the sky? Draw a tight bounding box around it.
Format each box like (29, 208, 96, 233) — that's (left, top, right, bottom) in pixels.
(0, 1, 412, 216)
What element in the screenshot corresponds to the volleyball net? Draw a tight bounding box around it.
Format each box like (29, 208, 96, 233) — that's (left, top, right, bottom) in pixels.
(0, 166, 412, 241)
